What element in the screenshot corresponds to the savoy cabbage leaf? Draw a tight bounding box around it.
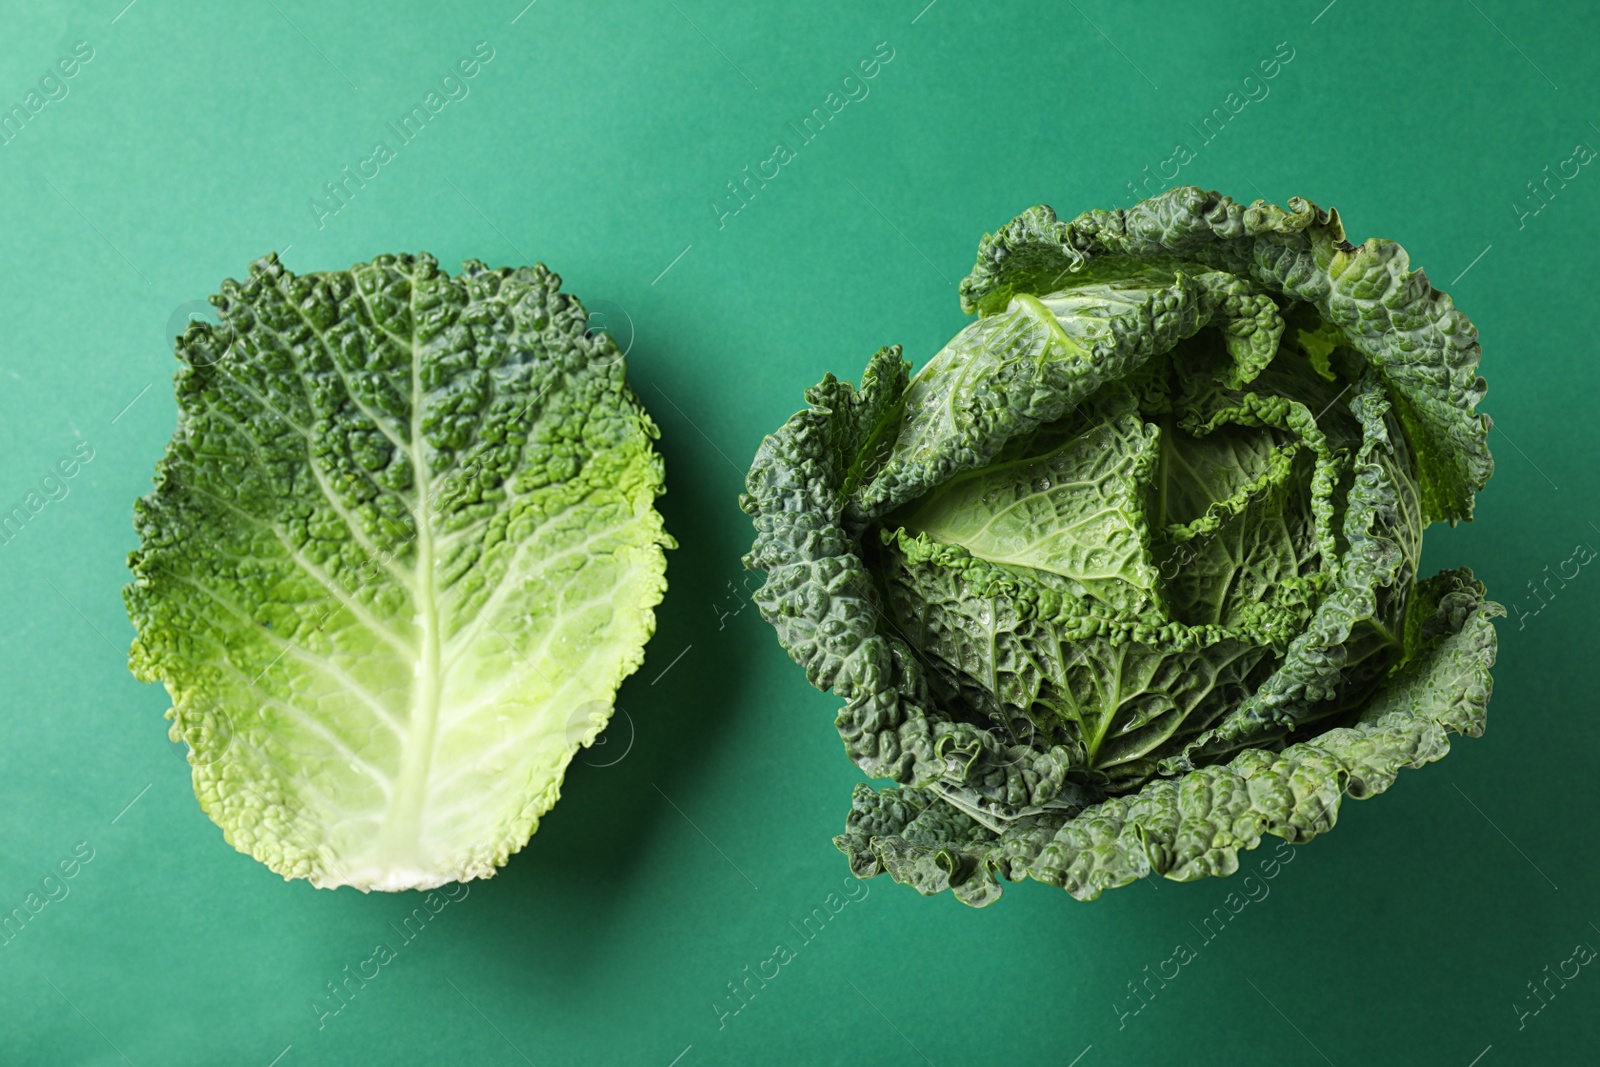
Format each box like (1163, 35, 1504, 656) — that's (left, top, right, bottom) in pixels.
(127, 253, 672, 891)
(742, 187, 1497, 904)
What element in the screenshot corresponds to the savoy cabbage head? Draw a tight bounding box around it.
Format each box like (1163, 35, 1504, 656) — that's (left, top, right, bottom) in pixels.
(742, 187, 1499, 905)
(127, 253, 671, 891)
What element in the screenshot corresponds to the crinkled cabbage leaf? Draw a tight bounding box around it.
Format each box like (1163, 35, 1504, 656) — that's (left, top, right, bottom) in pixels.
(127, 253, 672, 890)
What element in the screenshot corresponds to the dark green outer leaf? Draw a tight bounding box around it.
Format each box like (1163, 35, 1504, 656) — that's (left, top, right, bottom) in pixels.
(835, 569, 1499, 904)
(742, 349, 1081, 806)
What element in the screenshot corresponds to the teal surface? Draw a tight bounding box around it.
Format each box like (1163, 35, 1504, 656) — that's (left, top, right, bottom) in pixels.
(0, 1, 1594, 1064)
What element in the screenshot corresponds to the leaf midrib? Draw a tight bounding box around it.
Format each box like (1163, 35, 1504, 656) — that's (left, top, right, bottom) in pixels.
(373, 264, 445, 867)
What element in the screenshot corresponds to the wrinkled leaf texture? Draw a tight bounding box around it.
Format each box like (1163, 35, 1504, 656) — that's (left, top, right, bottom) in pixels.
(742, 187, 1497, 904)
(127, 253, 671, 890)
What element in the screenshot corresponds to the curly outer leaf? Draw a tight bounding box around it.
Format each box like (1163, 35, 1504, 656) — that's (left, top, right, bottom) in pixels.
(959, 187, 1491, 523)
(836, 570, 1499, 904)
(741, 349, 1080, 804)
(1170, 372, 1425, 761)
(859, 267, 1290, 520)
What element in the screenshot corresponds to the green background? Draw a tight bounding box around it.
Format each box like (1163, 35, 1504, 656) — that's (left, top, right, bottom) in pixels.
(1, 0, 1593, 1063)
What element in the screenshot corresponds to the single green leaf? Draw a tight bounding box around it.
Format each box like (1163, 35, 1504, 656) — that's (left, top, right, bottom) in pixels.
(899, 387, 1161, 610)
(126, 253, 672, 890)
